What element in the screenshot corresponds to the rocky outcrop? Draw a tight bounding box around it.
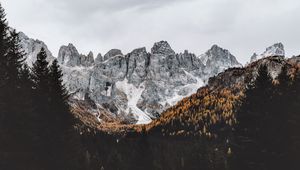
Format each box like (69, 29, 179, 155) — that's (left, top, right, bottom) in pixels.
(151, 41, 175, 55)
(261, 43, 285, 58)
(18, 32, 54, 66)
(250, 53, 258, 63)
(103, 49, 123, 61)
(80, 51, 94, 67)
(58, 44, 95, 67)
(57, 43, 81, 67)
(248, 43, 285, 64)
(95, 53, 103, 63)
(200, 45, 242, 80)
(18, 32, 243, 125)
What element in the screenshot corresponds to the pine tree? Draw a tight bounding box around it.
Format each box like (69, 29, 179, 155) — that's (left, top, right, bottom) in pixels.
(0, 3, 10, 123)
(266, 64, 292, 169)
(30, 47, 52, 167)
(31, 47, 50, 112)
(49, 59, 70, 121)
(0, 3, 9, 65)
(0, 3, 28, 147)
(233, 64, 275, 169)
(31, 50, 85, 169)
(48, 59, 85, 169)
(0, 4, 39, 169)
(288, 66, 300, 168)
(4, 30, 27, 122)
(48, 59, 71, 160)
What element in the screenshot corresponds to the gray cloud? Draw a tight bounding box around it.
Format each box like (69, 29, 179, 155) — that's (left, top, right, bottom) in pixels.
(2, 0, 300, 64)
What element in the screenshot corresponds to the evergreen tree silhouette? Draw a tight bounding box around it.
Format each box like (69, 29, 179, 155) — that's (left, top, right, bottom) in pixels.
(30, 47, 53, 167)
(0, 3, 10, 124)
(233, 64, 274, 170)
(288, 66, 300, 168)
(48, 59, 75, 168)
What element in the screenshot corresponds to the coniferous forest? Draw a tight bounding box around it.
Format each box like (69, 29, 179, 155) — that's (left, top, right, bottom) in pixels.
(0, 3, 300, 170)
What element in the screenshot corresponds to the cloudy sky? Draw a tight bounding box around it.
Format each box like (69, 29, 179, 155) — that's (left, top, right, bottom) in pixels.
(2, 0, 300, 63)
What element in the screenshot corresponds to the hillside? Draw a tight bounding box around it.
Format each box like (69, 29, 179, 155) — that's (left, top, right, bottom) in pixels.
(145, 56, 290, 137)
(73, 55, 300, 170)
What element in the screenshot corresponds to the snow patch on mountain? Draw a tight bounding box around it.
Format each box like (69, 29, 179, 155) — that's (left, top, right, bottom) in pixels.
(18, 32, 243, 124)
(116, 79, 151, 124)
(250, 43, 285, 63)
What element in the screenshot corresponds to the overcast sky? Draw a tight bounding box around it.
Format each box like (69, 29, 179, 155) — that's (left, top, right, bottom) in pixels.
(2, 0, 300, 64)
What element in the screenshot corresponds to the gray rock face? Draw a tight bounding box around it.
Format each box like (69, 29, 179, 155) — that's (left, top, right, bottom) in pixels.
(57, 43, 81, 67)
(95, 53, 103, 63)
(58, 44, 95, 67)
(263, 43, 285, 57)
(103, 49, 123, 61)
(258, 43, 285, 60)
(200, 45, 242, 80)
(248, 43, 285, 64)
(18, 32, 54, 66)
(250, 53, 258, 63)
(151, 41, 175, 55)
(80, 51, 94, 67)
(19, 32, 242, 124)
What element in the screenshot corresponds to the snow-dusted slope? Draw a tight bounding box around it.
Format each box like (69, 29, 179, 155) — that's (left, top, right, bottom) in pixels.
(19, 32, 242, 124)
(261, 43, 285, 58)
(249, 43, 285, 63)
(200, 45, 242, 80)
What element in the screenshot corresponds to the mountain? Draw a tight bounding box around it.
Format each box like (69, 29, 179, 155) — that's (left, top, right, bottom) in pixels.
(250, 53, 258, 63)
(200, 45, 242, 80)
(146, 54, 295, 136)
(18, 33, 242, 124)
(74, 53, 300, 170)
(18, 32, 55, 66)
(249, 43, 285, 63)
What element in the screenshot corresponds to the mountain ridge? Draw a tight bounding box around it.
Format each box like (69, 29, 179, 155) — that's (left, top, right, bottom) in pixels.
(18, 31, 286, 125)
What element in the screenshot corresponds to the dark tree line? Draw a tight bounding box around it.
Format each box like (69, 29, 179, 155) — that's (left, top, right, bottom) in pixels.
(231, 63, 300, 170)
(0, 4, 86, 170)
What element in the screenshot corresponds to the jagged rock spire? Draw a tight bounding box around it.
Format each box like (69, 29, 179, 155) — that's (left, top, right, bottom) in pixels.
(151, 41, 175, 55)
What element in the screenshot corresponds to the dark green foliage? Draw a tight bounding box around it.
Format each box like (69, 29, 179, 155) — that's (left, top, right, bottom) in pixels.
(0, 4, 86, 169)
(30, 50, 85, 169)
(232, 63, 300, 170)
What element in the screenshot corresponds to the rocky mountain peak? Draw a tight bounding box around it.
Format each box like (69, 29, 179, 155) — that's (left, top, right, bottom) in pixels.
(200, 44, 241, 66)
(209, 44, 231, 58)
(151, 41, 175, 55)
(183, 50, 189, 55)
(18, 31, 29, 40)
(103, 49, 123, 61)
(87, 51, 94, 58)
(249, 43, 286, 63)
(131, 47, 147, 55)
(18, 32, 54, 66)
(95, 53, 103, 63)
(57, 43, 81, 67)
(250, 53, 258, 63)
(262, 43, 285, 57)
(200, 45, 241, 79)
(80, 51, 94, 67)
(18, 31, 244, 125)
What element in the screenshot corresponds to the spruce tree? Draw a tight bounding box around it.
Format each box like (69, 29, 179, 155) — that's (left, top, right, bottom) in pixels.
(31, 50, 85, 169)
(233, 64, 274, 169)
(49, 59, 70, 121)
(48, 59, 71, 165)
(0, 3, 10, 124)
(31, 47, 52, 166)
(266, 64, 292, 169)
(0, 4, 38, 169)
(289, 66, 300, 168)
